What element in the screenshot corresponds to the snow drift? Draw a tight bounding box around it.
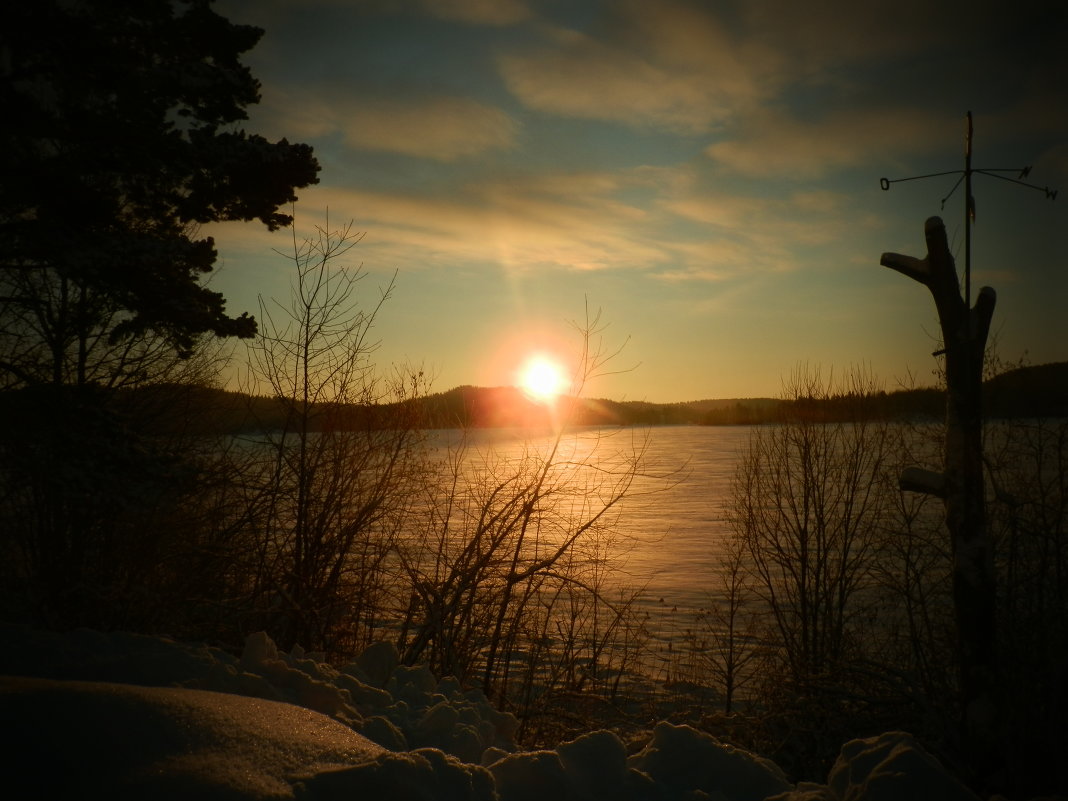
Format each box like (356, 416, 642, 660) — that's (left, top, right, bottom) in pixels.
(0, 625, 979, 800)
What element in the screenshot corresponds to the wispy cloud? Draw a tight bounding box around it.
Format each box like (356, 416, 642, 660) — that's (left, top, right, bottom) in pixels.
(303, 0, 532, 25)
(704, 107, 952, 178)
(492, 0, 968, 137)
(498, 35, 717, 134)
(211, 155, 884, 294)
(497, 1, 775, 134)
(329, 171, 872, 287)
(739, 0, 949, 79)
(277, 173, 671, 275)
(417, 0, 531, 26)
(256, 89, 519, 162)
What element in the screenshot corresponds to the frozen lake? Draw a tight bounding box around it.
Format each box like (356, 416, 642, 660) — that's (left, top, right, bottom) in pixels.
(421, 425, 756, 609)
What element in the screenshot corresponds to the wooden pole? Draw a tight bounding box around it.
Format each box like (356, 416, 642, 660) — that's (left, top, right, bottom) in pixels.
(964, 111, 974, 307)
(881, 216, 999, 781)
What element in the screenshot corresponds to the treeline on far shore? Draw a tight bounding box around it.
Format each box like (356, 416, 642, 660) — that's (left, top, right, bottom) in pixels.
(93, 360, 1068, 435)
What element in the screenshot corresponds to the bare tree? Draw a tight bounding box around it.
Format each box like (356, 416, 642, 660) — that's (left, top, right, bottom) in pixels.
(726, 366, 894, 683)
(394, 311, 652, 729)
(697, 538, 766, 714)
(234, 218, 427, 656)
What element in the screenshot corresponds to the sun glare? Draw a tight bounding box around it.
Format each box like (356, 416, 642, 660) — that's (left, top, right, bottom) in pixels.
(519, 355, 567, 403)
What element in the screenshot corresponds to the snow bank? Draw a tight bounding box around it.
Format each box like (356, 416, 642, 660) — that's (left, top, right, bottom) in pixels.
(631, 721, 791, 800)
(0, 675, 387, 799)
(0, 626, 979, 801)
(0, 624, 518, 763)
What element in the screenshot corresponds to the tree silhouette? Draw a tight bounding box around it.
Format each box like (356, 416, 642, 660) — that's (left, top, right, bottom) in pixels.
(0, 0, 320, 383)
(882, 216, 999, 784)
(0, 0, 319, 632)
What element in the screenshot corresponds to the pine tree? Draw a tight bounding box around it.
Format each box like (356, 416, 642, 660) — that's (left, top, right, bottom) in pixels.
(0, 0, 320, 384)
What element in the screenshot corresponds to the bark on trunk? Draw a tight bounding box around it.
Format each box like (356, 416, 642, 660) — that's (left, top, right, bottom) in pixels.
(880, 215, 999, 781)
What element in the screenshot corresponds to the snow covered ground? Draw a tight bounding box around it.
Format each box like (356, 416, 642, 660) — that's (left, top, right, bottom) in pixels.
(0, 625, 981, 800)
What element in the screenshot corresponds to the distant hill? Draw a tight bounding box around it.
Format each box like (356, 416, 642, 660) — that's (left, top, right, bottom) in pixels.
(984, 361, 1068, 418)
(97, 361, 1068, 434)
(409, 387, 784, 428)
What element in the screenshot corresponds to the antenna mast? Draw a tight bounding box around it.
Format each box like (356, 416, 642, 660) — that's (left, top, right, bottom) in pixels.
(880, 110, 1057, 307)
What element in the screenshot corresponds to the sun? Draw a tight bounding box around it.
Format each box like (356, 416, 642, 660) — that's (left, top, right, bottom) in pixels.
(518, 355, 567, 403)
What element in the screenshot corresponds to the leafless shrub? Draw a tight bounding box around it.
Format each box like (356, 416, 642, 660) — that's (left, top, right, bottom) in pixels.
(394, 314, 658, 736)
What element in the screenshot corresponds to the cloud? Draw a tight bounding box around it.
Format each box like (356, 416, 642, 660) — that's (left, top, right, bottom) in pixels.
(654, 167, 851, 232)
(252, 162, 879, 289)
(655, 237, 790, 282)
(646, 162, 887, 281)
(418, 0, 531, 26)
(659, 190, 767, 231)
(346, 96, 519, 161)
(498, 35, 715, 134)
(739, 0, 949, 79)
(985, 95, 1068, 156)
(209, 146, 888, 300)
(497, 0, 1066, 150)
(276, 0, 532, 25)
(256, 89, 519, 162)
(704, 107, 952, 178)
(497, 1, 775, 134)
(283, 172, 671, 275)
(492, 0, 973, 136)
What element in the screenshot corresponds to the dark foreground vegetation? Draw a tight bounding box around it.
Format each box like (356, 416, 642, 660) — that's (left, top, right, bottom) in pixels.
(1, 3, 1065, 799)
(3, 352, 1066, 798)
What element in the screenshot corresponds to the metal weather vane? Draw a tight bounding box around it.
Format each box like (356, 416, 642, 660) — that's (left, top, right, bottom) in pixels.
(880, 110, 1057, 307)
(877, 111, 1057, 784)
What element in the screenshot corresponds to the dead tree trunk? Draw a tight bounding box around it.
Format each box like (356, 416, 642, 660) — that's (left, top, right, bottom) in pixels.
(881, 216, 999, 780)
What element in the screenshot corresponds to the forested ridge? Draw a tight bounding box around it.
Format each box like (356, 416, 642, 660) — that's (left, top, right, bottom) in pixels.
(76, 360, 1068, 434)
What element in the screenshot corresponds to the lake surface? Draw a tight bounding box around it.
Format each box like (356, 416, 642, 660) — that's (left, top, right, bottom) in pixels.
(416, 424, 766, 682)
(423, 425, 757, 612)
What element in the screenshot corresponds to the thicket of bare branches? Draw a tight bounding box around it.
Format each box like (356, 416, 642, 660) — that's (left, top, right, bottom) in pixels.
(217, 220, 428, 657)
(392, 316, 657, 742)
(117, 227, 661, 744)
(673, 363, 1066, 794)
(727, 367, 896, 684)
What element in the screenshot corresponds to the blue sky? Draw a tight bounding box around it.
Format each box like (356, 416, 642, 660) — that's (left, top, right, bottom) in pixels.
(208, 0, 1067, 401)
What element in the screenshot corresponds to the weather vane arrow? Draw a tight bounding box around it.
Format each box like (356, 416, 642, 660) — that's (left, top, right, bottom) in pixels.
(880, 110, 1058, 307)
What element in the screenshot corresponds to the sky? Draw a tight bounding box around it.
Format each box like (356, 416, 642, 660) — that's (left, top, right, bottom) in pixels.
(207, 0, 1068, 403)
